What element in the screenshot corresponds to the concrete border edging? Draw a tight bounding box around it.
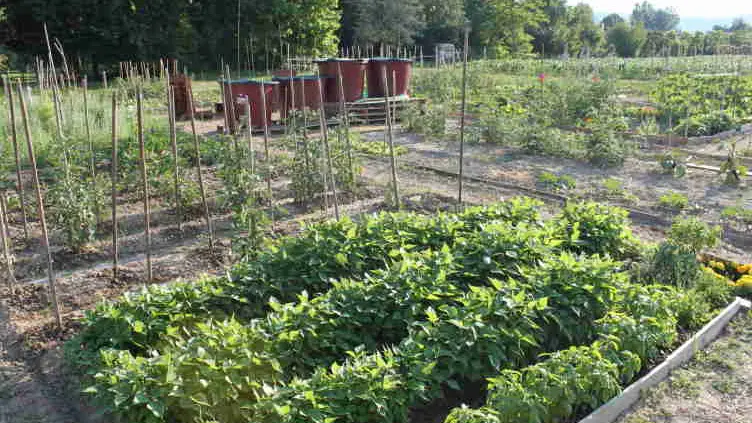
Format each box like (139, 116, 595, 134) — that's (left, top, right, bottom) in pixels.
(578, 297, 752, 423)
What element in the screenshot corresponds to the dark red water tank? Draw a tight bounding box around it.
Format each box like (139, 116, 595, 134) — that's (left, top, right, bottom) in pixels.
(170, 73, 193, 117)
(222, 79, 278, 129)
(273, 75, 330, 118)
(314, 58, 368, 102)
(366, 58, 413, 98)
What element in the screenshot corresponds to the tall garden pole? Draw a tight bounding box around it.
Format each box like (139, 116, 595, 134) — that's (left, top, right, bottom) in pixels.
(3, 77, 29, 241)
(259, 82, 273, 207)
(83, 76, 100, 222)
(136, 89, 153, 282)
(187, 87, 216, 251)
(336, 63, 355, 189)
(317, 77, 340, 219)
(168, 85, 182, 232)
(17, 81, 62, 329)
(245, 102, 255, 174)
(111, 94, 119, 283)
(381, 66, 400, 209)
(0, 191, 16, 291)
(458, 24, 470, 206)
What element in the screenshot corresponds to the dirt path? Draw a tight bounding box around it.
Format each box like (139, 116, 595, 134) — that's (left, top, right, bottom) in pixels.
(617, 311, 752, 423)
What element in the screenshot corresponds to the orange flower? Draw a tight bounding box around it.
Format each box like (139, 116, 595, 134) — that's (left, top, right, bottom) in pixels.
(737, 264, 752, 274)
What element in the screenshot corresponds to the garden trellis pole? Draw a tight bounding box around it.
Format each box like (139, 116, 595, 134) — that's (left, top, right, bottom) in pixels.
(3, 76, 29, 241)
(458, 25, 470, 206)
(136, 89, 153, 283)
(17, 81, 62, 329)
(317, 77, 340, 219)
(187, 86, 216, 252)
(0, 191, 16, 291)
(259, 82, 273, 208)
(381, 66, 400, 209)
(245, 102, 255, 174)
(336, 62, 355, 189)
(83, 76, 100, 223)
(111, 94, 119, 283)
(167, 82, 182, 232)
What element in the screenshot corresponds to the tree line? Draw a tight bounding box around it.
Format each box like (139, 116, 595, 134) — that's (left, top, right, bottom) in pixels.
(0, 0, 751, 73)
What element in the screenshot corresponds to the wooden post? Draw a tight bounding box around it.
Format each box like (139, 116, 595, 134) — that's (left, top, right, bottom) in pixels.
(17, 81, 62, 329)
(336, 63, 355, 190)
(259, 82, 273, 207)
(225, 65, 236, 134)
(111, 94, 119, 283)
(3, 77, 29, 241)
(381, 67, 400, 209)
(0, 191, 16, 291)
(102, 70, 108, 89)
(245, 101, 255, 174)
(458, 26, 469, 206)
(83, 76, 100, 222)
(317, 78, 340, 219)
(167, 85, 182, 232)
(220, 79, 229, 134)
(187, 86, 215, 251)
(136, 89, 153, 282)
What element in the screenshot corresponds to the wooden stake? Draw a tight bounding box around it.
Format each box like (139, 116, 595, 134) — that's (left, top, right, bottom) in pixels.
(102, 70, 108, 89)
(136, 89, 153, 282)
(167, 85, 182, 232)
(458, 27, 469, 206)
(17, 81, 62, 329)
(187, 86, 215, 251)
(259, 82, 273, 207)
(336, 63, 355, 190)
(111, 94, 119, 283)
(3, 77, 29, 241)
(317, 78, 340, 219)
(83, 76, 101, 222)
(0, 191, 16, 291)
(245, 101, 255, 174)
(381, 67, 400, 209)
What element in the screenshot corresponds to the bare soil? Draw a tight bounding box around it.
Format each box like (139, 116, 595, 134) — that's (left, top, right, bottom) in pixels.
(617, 311, 752, 423)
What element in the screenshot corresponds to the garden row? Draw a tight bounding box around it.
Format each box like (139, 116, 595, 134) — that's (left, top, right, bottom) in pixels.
(65, 198, 746, 423)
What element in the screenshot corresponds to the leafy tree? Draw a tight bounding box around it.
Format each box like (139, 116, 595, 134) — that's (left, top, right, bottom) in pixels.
(601, 13, 625, 30)
(630, 1, 679, 31)
(417, 0, 466, 46)
(730, 17, 751, 32)
(473, 0, 547, 57)
(607, 22, 647, 57)
(348, 0, 424, 47)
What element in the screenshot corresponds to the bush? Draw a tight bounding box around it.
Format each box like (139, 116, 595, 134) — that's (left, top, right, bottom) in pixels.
(555, 201, 640, 259)
(667, 217, 721, 254)
(659, 192, 689, 211)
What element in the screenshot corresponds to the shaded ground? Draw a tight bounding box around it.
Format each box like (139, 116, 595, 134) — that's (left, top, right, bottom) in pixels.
(617, 311, 752, 423)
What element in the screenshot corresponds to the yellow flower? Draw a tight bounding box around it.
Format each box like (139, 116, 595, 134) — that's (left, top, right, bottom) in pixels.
(709, 260, 726, 271)
(735, 275, 752, 295)
(736, 264, 752, 274)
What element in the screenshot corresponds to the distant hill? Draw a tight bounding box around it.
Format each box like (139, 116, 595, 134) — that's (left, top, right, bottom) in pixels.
(593, 13, 752, 32)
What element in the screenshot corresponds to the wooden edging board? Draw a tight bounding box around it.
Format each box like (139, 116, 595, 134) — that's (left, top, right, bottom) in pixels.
(578, 297, 752, 423)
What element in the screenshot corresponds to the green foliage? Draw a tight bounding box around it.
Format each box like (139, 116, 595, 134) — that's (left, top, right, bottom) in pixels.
(646, 243, 701, 288)
(607, 22, 647, 57)
(658, 191, 689, 210)
(555, 201, 639, 259)
(402, 102, 448, 138)
(46, 175, 104, 252)
(667, 217, 721, 254)
(721, 206, 752, 224)
(537, 171, 576, 192)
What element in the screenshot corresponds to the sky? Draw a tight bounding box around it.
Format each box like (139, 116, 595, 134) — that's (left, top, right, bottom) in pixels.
(582, 0, 752, 30)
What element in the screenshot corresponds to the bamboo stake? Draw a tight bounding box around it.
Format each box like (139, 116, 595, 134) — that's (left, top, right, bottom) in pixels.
(317, 78, 339, 219)
(168, 84, 182, 232)
(220, 79, 229, 135)
(336, 63, 355, 190)
(458, 27, 469, 206)
(245, 101, 255, 174)
(187, 86, 215, 251)
(225, 65, 236, 135)
(83, 76, 101, 223)
(17, 81, 62, 329)
(3, 77, 29, 241)
(381, 67, 400, 209)
(136, 89, 153, 283)
(259, 82, 274, 209)
(0, 191, 16, 291)
(111, 94, 119, 283)
(102, 70, 108, 89)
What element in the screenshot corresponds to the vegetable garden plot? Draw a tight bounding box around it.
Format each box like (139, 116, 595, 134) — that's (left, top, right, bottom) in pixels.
(65, 198, 748, 423)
